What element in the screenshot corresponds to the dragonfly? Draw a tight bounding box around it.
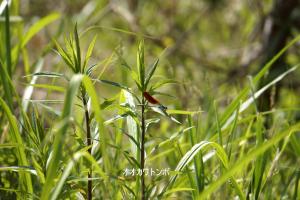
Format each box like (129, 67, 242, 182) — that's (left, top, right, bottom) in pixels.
(143, 92, 168, 110)
(143, 91, 180, 124)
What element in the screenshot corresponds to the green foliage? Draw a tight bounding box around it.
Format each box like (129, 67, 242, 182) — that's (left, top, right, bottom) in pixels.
(1, 1, 300, 200)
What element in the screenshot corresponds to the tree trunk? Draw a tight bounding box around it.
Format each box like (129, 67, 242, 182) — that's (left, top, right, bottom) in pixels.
(258, 0, 299, 112)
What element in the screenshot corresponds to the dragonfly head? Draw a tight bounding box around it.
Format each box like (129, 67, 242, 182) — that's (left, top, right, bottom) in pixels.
(159, 104, 168, 111)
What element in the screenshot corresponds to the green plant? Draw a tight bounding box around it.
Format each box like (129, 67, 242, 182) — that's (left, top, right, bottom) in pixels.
(1, 2, 300, 199)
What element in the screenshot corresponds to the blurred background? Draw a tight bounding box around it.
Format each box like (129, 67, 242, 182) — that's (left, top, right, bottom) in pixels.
(15, 0, 300, 114)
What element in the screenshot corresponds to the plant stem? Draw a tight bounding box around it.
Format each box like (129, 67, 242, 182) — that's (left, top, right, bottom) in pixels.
(141, 96, 146, 200)
(82, 89, 92, 200)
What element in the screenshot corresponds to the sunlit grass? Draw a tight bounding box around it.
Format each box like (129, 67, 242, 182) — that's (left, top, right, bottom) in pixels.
(0, 1, 300, 200)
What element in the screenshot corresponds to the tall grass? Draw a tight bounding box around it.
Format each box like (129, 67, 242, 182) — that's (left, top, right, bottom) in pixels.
(0, 2, 300, 200)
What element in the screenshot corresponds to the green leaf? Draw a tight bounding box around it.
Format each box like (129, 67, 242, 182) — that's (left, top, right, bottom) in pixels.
(96, 51, 115, 79)
(41, 74, 83, 200)
(150, 127, 193, 152)
(82, 76, 111, 173)
(21, 13, 60, 48)
(137, 40, 145, 90)
(104, 113, 129, 125)
(97, 79, 132, 93)
(147, 149, 174, 162)
(34, 102, 62, 116)
(290, 134, 300, 156)
(23, 83, 65, 92)
(0, 0, 8, 15)
(53, 40, 75, 72)
(100, 98, 116, 110)
(115, 50, 132, 70)
(4, 1, 12, 76)
(83, 35, 97, 70)
(167, 110, 203, 115)
(24, 71, 68, 80)
(32, 157, 46, 184)
(145, 58, 159, 90)
(131, 70, 142, 90)
(150, 106, 181, 124)
(0, 97, 33, 194)
(121, 90, 139, 158)
(0, 60, 13, 109)
(161, 141, 245, 200)
(50, 150, 107, 200)
(223, 64, 299, 129)
(0, 166, 37, 176)
(151, 79, 178, 90)
(0, 143, 18, 149)
(198, 122, 300, 199)
(74, 23, 81, 72)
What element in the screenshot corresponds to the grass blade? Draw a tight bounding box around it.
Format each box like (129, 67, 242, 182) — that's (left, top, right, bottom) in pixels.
(0, 97, 33, 194)
(41, 74, 83, 200)
(21, 12, 60, 48)
(198, 122, 300, 199)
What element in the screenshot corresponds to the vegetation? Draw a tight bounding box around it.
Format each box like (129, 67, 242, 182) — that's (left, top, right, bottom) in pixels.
(0, 0, 300, 199)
